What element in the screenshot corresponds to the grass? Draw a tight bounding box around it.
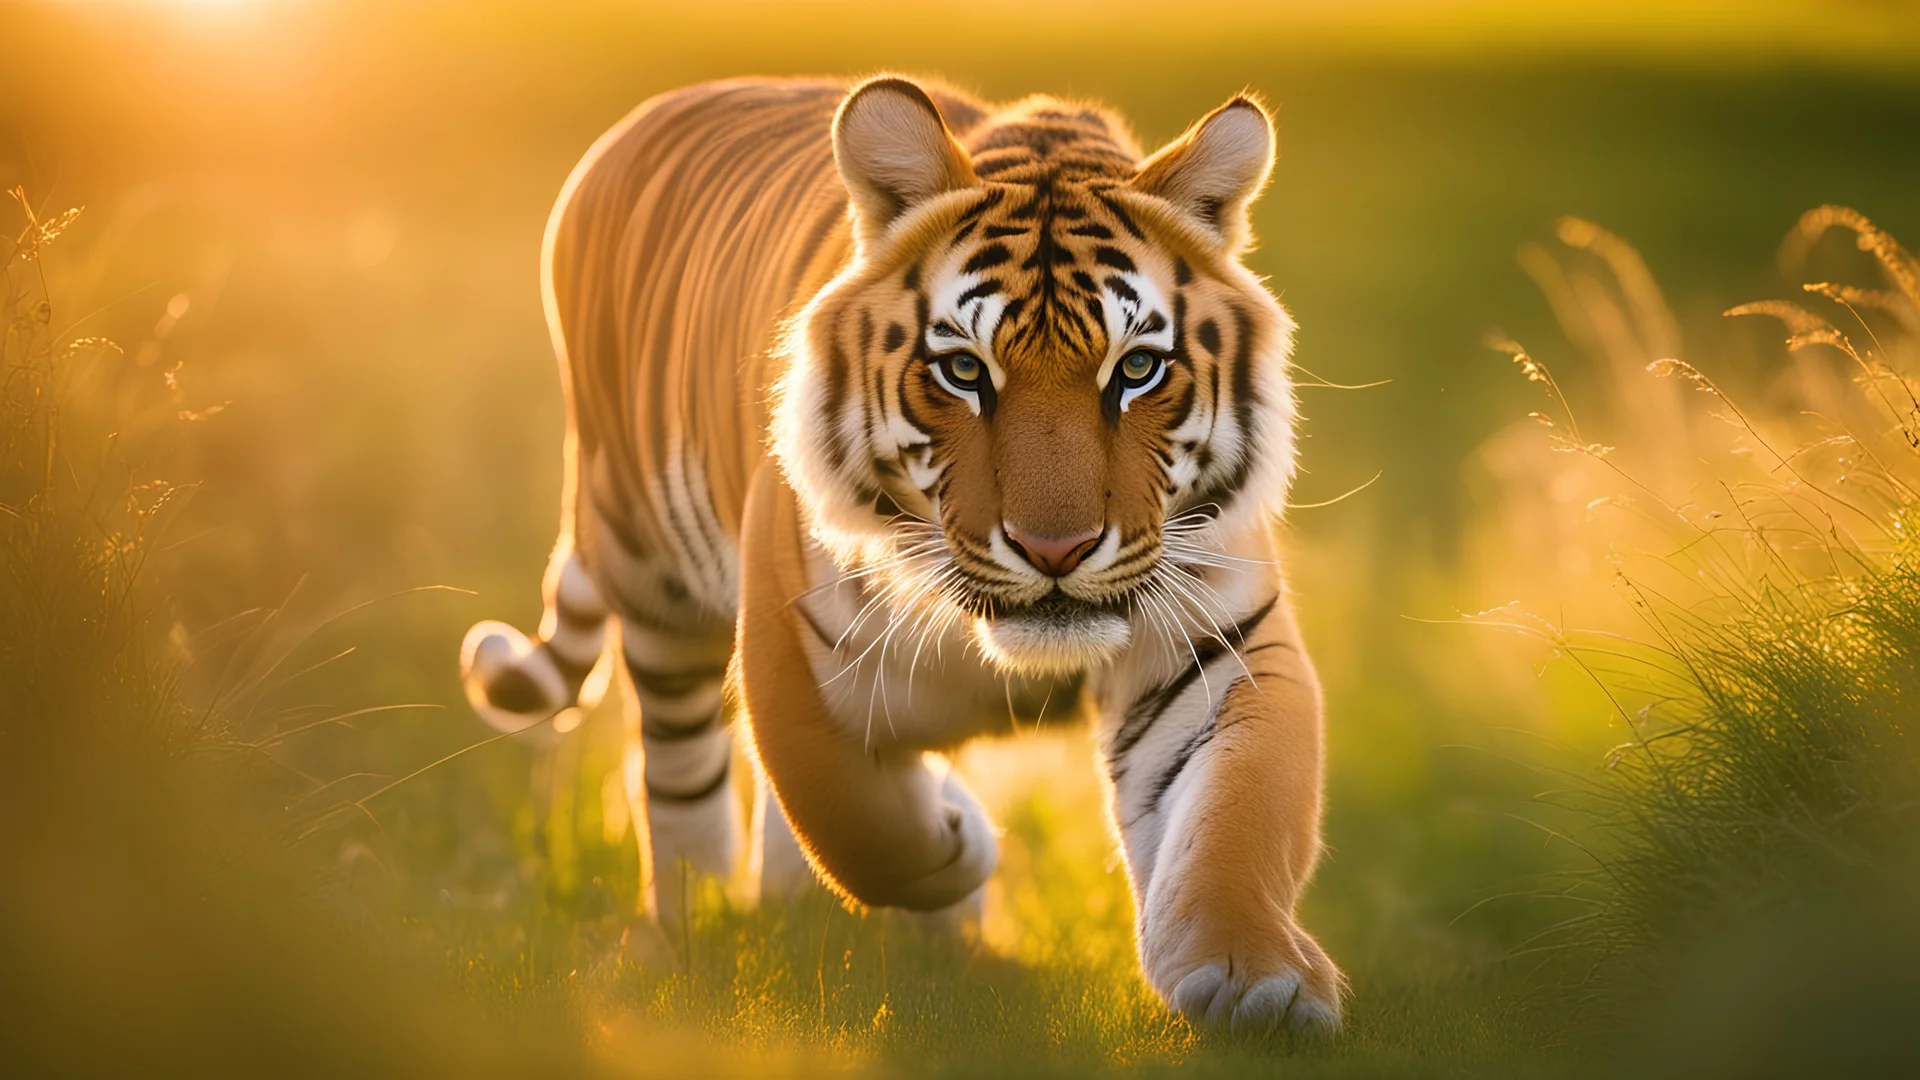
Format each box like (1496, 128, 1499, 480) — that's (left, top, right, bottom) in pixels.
(6, 6, 1920, 1075)
(0, 166, 1579, 1080)
(1462, 208, 1920, 1072)
(0, 187, 608, 1079)
(423, 760, 1582, 1077)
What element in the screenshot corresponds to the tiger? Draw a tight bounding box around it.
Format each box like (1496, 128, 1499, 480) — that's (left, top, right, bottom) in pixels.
(459, 75, 1342, 1033)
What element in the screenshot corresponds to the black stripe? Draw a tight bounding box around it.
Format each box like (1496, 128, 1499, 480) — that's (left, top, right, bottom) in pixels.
(1167, 293, 1197, 433)
(592, 488, 651, 561)
(862, 354, 885, 459)
(483, 666, 551, 715)
(1191, 306, 1261, 508)
(899, 293, 940, 435)
(1138, 723, 1218, 823)
(1242, 640, 1295, 657)
(541, 640, 596, 685)
(1232, 305, 1257, 441)
(1196, 318, 1221, 356)
(1167, 378, 1198, 440)
(626, 662, 727, 699)
(613, 590, 675, 632)
(956, 279, 1002, 306)
(1107, 593, 1279, 777)
(1138, 655, 1303, 823)
(795, 599, 840, 652)
(972, 155, 1030, 178)
(555, 599, 605, 632)
(659, 478, 714, 595)
(642, 712, 720, 742)
(896, 353, 935, 432)
(1094, 191, 1145, 239)
(963, 243, 1012, 274)
(1101, 538, 1164, 579)
(821, 340, 850, 471)
(952, 187, 1004, 228)
(647, 759, 732, 804)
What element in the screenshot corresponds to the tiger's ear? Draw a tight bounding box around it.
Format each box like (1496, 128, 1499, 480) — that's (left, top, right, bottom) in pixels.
(1129, 95, 1275, 254)
(833, 77, 978, 248)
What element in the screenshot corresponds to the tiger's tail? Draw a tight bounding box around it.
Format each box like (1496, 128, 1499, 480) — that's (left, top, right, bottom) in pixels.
(459, 546, 612, 741)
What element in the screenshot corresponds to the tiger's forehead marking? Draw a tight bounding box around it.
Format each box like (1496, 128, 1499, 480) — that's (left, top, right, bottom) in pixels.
(925, 243, 1012, 389)
(921, 185, 1177, 389)
(1094, 269, 1176, 389)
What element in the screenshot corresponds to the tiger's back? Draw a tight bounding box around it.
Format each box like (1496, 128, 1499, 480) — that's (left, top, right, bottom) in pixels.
(462, 78, 1001, 923)
(547, 77, 985, 621)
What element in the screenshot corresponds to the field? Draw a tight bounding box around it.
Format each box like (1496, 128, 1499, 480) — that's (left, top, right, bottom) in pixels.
(5, 3, 1920, 1076)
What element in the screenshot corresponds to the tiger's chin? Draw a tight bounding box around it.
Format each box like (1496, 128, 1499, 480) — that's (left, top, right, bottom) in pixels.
(972, 592, 1132, 677)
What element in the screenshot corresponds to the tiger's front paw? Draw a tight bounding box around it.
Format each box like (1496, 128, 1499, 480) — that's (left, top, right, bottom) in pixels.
(1143, 912, 1343, 1036)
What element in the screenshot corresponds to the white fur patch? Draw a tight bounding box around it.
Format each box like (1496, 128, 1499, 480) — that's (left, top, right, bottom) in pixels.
(973, 608, 1131, 676)
(1094, 270, 1177, 389)
(923, 258, 1008, 389)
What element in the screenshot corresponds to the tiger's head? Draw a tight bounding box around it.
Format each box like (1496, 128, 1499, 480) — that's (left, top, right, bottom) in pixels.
(773, 77, 1298, 677)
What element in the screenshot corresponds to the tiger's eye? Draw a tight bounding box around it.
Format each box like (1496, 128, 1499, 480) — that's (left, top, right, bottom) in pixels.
(1122, 351, 1157, 380)
(947, 353, 982, 382)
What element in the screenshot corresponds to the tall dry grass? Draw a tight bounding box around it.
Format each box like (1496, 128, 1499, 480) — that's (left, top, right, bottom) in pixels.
(0, 189, 618, 1079)
(1471, 207, 1920, 1070)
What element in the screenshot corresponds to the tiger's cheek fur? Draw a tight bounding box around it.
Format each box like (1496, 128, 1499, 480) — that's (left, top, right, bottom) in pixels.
(773, 269, 937, 560)
(931, 413, 1002, 555)
(1119, 360, 1198, 500)
(1164, 277, 1299, 527)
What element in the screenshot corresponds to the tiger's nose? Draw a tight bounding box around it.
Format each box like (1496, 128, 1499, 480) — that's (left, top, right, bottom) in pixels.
(1004, 525, 1104, 578)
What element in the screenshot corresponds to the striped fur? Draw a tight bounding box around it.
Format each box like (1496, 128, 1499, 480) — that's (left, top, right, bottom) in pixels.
(460, 76, 1341, 1031)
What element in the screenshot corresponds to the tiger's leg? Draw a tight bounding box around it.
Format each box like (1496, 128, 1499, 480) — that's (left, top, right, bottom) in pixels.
(736, 464, 997, 912)
(1103, 585, 1343, 1035)
(619, 617, 741, 928)
(460, 546, 612, 738)
(750, 756, 985, 937)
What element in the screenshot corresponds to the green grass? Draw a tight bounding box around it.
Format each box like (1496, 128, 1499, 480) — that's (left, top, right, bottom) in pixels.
(1, 192, 568, 1078)
(414, 759, 1587, 1077)
(6, 5, 1920, 1075)
(1496, 217, 1920, 1069)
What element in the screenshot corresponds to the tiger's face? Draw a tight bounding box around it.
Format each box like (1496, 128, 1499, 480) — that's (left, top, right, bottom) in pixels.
(774, 79, 1297, 676)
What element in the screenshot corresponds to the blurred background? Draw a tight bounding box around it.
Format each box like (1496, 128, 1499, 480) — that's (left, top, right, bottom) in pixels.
(4, 2, 1919, 1075)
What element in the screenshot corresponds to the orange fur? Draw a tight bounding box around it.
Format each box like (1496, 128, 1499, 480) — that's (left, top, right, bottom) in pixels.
(463, 75, 1342, 1031)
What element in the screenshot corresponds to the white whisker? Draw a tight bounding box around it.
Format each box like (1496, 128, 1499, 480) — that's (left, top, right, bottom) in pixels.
(1153, 564, 1256, 685)
(1138, 574, 1210, 703)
